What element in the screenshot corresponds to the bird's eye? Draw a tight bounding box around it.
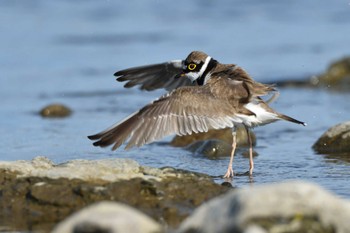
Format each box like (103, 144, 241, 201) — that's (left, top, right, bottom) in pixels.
(188, 63, 196, 70)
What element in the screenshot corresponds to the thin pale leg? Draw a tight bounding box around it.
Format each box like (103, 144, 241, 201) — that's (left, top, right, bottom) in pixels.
(266, 91, 280, 104)
(245, 126, 254, 175)
(223, 129, 237, 178)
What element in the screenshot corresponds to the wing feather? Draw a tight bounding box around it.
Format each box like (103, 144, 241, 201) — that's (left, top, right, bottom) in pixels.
(88, 84, 238, 150)
(115, 61, 194, 91)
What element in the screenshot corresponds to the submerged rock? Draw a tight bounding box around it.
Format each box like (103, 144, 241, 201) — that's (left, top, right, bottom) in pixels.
(187, 139, 232, 158)
(178, 181, 350, 233)
(313, 121, 350, 154)
(187, 139, 258, 159)
(171, 127, 256, 148)
(40, 103, 72, 118)
(0, 157, 230, 233)
(52, 201, 162, 233)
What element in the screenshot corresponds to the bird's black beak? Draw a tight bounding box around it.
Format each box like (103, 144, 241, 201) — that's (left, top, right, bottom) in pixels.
(175, 73, 186, 79)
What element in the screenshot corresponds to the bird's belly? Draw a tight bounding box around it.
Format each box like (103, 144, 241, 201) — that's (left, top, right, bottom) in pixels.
(234, 102, 279, 127)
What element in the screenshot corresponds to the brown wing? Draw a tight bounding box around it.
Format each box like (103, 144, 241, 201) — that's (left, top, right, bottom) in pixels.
(88, 84, 240, 150)
(115, 60, 194, 91)
(213, 64, 277, 98)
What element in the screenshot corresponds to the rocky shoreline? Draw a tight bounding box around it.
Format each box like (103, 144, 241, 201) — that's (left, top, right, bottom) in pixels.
(0, 157, 230, 232)
(1, 157, 350, 233)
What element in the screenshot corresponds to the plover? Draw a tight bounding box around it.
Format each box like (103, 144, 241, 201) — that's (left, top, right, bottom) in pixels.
(88, 51, 306, 178)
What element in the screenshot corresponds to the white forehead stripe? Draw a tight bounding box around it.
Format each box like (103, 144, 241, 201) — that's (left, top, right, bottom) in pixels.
(170, 60, 183, 69)
(198, 56, 211, 77)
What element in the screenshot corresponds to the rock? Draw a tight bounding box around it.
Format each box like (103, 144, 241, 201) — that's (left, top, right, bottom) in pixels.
(315, 56, 350, 89)
(171, 127, 256, 148)
(178, 181, 350, 233)
(0, 157, 230, 232)
(172, 128, 257, 158)
(323, 153, 350, 163)
(187, 139, 258, 159)
(0, 156, 142, 182)
(40, 104, 72, 118)
(187, 139, 232, 158)
(52, 201, 162, 233)
(313, 121, 350, 154)
(267, 56, 350, 90)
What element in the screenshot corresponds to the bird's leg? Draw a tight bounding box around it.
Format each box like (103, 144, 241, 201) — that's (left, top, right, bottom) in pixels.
(224, 128, 237, 178)
(266, 91, 280, 104)
(245, 126, 254, 175)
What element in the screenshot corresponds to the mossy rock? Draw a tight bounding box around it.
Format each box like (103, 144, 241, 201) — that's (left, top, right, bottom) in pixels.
(313, 121, 350, 154)
(0, 158, 231, 232)
(40, 104, 72, 118)
(316, 57, 350, 88)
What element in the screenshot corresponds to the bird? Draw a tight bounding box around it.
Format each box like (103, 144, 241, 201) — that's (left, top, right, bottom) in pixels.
(88, 51, 306, 178)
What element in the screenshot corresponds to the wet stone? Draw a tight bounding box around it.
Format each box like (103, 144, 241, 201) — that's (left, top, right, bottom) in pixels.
(313, 121, 350, 154)
(170, 127, 256, 148)
(187, 139, 232, 158)
(40, 103, 72, 118)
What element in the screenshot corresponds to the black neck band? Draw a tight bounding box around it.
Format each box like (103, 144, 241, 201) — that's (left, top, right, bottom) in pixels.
(197, 58, 218, 86)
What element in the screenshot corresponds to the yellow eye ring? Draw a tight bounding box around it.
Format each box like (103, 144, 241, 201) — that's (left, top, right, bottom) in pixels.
(188, 63, 196, 70)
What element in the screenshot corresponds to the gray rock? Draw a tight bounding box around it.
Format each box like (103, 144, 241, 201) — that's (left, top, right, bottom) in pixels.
(51, 201, 162, 233)
(178, 181, 350, 233)
(313, 121, 350, 154)
(0, 156, 143, 182)
(0, 156, 216, 183)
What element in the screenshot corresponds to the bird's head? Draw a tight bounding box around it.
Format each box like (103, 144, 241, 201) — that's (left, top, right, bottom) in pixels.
(176, 51, 217, 85)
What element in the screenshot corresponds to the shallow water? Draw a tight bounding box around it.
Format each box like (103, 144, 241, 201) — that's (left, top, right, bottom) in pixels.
(1, 1, 350, 198)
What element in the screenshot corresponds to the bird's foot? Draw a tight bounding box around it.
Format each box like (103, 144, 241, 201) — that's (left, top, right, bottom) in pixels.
(249, 167, 253, 176)
(223, 167, 234, 178)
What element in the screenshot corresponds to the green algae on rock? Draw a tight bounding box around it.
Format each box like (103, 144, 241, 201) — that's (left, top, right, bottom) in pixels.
(40, 104, 72, 118)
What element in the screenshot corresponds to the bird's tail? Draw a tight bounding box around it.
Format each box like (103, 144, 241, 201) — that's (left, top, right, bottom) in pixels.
(278, 114, 306, 126)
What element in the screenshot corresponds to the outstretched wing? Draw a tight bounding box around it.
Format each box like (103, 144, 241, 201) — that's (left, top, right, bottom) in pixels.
(88, 85, 239, 150)
(115, 60, 194, 91)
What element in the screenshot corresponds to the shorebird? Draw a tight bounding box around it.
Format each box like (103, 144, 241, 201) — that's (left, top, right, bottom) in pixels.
(88, 51, 306, 178)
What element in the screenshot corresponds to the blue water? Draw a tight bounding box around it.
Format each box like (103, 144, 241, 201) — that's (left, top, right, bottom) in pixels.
(1, 0, 350, 197)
